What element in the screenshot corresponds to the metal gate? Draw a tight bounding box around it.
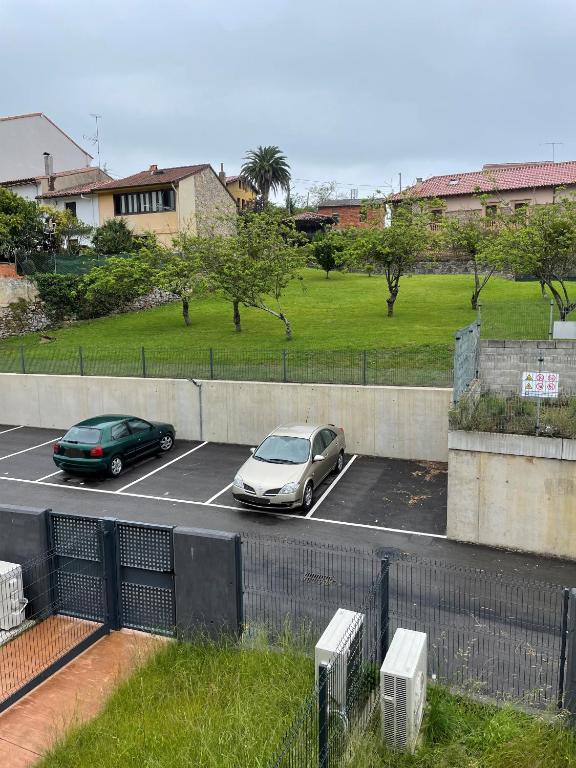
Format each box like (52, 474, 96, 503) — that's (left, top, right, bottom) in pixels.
(453, 320, 481, 402)
(49, 514, 176, 636)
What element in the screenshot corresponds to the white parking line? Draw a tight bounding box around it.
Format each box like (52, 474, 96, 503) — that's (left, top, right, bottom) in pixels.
(305, 455, 358, 518)
(308, 516, 448, 539)
(115, 441, 209, 493)
(205, 482, 233, 504)
(0, 475, 445, 537)
(0, 426, 24, 436)
(35, 469, 63, 482)
(0, 439, 57, 462)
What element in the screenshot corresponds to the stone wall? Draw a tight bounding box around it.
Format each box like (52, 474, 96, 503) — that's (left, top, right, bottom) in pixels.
(480, 339, 576, 393)
(193, 167, 237, 236)
(0, 277, 38, 308)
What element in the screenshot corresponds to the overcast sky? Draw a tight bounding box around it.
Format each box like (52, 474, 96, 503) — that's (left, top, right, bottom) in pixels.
(1, 0, 575, 198)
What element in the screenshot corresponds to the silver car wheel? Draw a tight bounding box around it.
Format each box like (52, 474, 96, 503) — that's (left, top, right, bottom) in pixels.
(335, 452, 344, 473)
(302, 481, 313, 511)
(160, 434, 174, 452)
(110, 456, 123, 476)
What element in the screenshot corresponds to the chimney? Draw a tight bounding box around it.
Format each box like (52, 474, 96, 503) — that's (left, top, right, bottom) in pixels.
(149, 164, 158, 174)
(43, 152, 55, 191)
(218, 162, 227, 185)
(416, 177, 423, 183)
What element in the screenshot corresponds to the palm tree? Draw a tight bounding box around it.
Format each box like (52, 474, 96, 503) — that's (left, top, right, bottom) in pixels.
(240, 146, 291, 205)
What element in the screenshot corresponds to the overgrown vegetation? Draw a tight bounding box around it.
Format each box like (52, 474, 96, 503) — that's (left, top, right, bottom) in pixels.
(349, 685, 576, 768)
(39, 639, 313, 768)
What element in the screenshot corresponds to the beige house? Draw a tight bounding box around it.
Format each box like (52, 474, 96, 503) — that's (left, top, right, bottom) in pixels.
(95, 164, 237, 244)
(218, 164, 258, 211)
(392, 161, 576, 221)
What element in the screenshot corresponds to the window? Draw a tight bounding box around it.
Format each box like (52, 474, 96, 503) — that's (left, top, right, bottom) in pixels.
(514, 201, 529, 211)
(113, 188, 175, 216)
(253, 435, 310, 464)
(320, 429, 337, 448)
(485, 204, 498, 218)
(65, 201, 77, 217)
(431, 208, 443, 221)
(112, 422, 130, 440)
(62, 427, 101, 444)
(127, 419, 152, 434)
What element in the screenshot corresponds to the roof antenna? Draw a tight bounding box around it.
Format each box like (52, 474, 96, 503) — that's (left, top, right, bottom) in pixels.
(543, 141, 563, 163)
(83, 114, 102, 168)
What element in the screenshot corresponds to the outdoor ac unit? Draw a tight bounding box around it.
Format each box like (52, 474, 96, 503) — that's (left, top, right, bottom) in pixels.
(380, 628, 427, 753)
(315, 608, 364, 713)
(0, 560, 28, 631)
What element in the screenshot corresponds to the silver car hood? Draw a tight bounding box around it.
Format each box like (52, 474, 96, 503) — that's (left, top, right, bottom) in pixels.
(237, 456, 306, 489)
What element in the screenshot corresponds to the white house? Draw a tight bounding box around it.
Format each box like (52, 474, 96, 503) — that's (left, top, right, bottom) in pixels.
(0, 112, 93, 182)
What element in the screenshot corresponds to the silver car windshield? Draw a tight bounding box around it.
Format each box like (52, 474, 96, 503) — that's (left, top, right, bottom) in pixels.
(254, 435, 310, 465)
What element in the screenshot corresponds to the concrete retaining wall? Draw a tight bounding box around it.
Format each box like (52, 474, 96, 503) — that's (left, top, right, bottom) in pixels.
(480, 339, 576, 393)
(0, 373, 452, 461)
(447, 430, 576, 560)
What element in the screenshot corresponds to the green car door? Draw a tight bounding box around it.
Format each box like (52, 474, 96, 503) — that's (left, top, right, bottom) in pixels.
(127, 418, 160, 458)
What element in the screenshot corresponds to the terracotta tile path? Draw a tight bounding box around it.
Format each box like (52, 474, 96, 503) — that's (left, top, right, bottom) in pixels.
(0, 628, 162, 767)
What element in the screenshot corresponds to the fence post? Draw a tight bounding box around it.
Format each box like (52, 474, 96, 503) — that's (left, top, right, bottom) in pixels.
(362, 350, 367, 386)
(379, 558, 390, 665)
(282, 350, 287, 383)
(141, 346, 147, 378)
(19, 345, 26, 374)
(562, 588, 576, 718)
(318, 661, 329, 768)
(549, 299, 555, 340)
(209, 348, 214, 380)
(78, 346, 84, 376)
(100, 519, 120, 631)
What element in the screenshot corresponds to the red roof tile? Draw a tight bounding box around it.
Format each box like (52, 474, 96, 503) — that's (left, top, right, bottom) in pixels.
(38, 180, 110, 199)
(96, 164, 210, 192)
(390, 161, 576, 200)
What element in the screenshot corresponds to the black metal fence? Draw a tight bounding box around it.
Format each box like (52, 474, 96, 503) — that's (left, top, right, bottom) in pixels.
(0, 528, 109, 713)
(0, 344, 454, 388)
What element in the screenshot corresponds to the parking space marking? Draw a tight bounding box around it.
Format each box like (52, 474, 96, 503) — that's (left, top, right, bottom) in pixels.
(205, 482, 233, 504)
(35, 469, 63, 482)
(115, 441, 209, 493)
(305, 455, 358, 518)
(0, 439, 57, 462)
(0, 426, 24, 436)
(308, 516, 447, 539)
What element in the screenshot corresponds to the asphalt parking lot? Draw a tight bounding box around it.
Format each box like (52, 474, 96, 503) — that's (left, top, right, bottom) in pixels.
(0, 424, 447, 537)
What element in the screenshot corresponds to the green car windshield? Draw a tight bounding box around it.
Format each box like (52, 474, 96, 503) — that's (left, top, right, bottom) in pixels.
(62, 427, 102, 445)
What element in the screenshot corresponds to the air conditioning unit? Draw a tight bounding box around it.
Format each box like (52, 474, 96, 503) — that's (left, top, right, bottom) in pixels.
(315, 608, 364, 713)
(0, 560, 28, 631)
(381, 628, 427, 753)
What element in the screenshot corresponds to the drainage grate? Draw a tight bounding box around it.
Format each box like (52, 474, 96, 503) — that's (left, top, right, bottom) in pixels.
(303, 572, 337, 586)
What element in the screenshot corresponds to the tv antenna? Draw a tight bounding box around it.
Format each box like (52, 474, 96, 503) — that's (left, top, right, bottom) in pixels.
(543, 141, 563, 163)
(84, 114, 102, 168)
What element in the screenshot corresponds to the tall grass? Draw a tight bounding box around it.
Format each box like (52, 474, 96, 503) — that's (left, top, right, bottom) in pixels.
(348, 685, 576, 768)
(39, 639, 313, 768)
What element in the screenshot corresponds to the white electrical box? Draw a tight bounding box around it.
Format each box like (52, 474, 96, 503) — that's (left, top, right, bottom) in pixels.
(0, 560, 28, 630)
(381, 628, 427, 753)
(315, 608, 364, 712)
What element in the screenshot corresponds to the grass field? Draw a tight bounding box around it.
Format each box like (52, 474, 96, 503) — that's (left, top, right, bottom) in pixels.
(39, 640, 313, 768)
(350, 685, 576, 768)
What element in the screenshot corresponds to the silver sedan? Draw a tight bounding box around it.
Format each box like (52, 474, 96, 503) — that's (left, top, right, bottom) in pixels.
(232, 423, 346, 513)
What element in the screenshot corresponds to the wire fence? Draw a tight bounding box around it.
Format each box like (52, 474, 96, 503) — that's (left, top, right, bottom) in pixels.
(479, 296, 559, 340)
(0, 532, 108, 713)
(12, 252, 127, 276)
(0, 344, 454, 388)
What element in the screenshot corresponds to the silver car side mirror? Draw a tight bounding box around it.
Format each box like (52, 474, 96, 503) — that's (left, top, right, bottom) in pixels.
(249, 447, 256, 453)
(313, 454, 324, 462)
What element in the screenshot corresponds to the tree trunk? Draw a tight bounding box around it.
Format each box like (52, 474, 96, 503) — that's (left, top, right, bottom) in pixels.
(280, 313, 292, 340)
(182, 298, 191, 326)
(233, 300, 241, 332)
(470, 291, 479, 311)
(386, 294, 397, 317)
(325, 270, 330, 279)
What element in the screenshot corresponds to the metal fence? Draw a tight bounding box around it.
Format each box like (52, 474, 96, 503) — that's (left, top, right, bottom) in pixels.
(14, 251, 129, 276)
(0, 527, 109, 713)
(0, 344, 454, 388)
(453, 320, 480, 402)
(480, 297, 559, 341)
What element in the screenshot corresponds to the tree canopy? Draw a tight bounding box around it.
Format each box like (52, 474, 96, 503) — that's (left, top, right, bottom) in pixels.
(240, 146, 291, 205)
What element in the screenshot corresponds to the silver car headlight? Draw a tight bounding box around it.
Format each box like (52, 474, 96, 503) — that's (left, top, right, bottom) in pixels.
(279, 481, 299, 495)
(234, 474, 244, 489)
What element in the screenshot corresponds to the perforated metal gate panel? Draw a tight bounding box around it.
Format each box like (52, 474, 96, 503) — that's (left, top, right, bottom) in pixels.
(50, 514, 106, 622)
(117, 522, 175, 636)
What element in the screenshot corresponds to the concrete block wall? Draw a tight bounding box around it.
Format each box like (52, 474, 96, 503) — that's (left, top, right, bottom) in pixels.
(0, 373, 452, 462)
(447, 430, 576, 560)
(480, 340, 576, 393)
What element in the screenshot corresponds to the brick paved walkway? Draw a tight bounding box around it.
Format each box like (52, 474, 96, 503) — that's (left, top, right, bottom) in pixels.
(0, 629, 161, 767)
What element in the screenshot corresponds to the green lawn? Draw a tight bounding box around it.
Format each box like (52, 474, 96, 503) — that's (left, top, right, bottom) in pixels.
(39, 640, 313, 768)
(0, 272, 562, 386)
(350, 685, 576, 768)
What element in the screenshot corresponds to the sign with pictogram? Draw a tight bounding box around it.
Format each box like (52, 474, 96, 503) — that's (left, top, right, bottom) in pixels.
(521, 371, 559, 398)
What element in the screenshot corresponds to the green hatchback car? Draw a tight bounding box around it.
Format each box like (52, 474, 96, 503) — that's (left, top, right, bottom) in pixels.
(53, 415, 176, 477)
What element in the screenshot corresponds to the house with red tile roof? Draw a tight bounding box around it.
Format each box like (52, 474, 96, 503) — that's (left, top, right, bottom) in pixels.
(390, 161, 576, 220)
(95, 164, 237, 243)
(217, 164, 258, 211)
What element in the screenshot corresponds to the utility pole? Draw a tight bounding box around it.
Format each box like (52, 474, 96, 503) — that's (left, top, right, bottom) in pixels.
(398, 172, 402, 193)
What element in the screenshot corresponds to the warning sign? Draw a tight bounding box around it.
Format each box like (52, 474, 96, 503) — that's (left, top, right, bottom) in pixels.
(521, 372, 559, 398)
